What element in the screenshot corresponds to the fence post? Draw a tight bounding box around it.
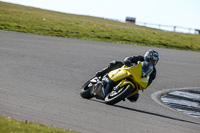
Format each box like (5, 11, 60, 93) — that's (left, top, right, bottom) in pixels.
(173, 26, 176, 32)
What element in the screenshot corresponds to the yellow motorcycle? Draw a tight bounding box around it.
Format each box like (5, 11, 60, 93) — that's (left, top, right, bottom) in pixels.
(80, 61, 153, 105)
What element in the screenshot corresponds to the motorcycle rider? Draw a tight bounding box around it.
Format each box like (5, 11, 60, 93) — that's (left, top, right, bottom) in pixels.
(96, 49, 159, 102)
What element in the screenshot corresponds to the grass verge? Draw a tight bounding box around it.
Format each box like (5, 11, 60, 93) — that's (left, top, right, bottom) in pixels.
(0, 1, 200, 51)
(0, 116, 75, 133)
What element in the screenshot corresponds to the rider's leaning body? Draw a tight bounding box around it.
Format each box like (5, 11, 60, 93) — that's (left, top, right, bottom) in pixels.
(96, 49, 159, 102)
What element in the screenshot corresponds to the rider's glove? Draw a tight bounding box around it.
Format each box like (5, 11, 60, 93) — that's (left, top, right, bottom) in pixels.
(142, 72, 147, 78)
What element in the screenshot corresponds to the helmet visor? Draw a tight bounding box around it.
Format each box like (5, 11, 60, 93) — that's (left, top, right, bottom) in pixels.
(150, 56, 159, 66)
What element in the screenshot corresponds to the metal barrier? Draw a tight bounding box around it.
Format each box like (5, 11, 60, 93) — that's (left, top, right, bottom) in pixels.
(135, 22, 199, 34)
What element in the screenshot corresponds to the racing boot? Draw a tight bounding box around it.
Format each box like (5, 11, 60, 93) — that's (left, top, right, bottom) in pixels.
(96, 67, 108, 78)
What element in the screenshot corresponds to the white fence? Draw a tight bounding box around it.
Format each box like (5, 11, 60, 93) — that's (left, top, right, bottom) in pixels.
(135, 22, 200, 34)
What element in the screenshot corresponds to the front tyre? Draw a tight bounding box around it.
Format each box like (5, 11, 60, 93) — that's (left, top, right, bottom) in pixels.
(104, 84, 133, 105)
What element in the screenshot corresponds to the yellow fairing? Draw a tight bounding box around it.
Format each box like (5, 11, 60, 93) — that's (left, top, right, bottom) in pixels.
(108, 61, 150, 91)
(108, 66, 130, 82)
(117, 80, 139, 97)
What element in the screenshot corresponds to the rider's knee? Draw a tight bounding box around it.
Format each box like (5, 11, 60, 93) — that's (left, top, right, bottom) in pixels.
(127, 93, 139, 102)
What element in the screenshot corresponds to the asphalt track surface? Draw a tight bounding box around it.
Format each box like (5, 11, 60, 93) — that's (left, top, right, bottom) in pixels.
(0, 30, 200, 133)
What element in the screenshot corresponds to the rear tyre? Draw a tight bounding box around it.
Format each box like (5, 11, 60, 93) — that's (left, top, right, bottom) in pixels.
(104, 84, 133, 105)
(80, 78, 94, 99)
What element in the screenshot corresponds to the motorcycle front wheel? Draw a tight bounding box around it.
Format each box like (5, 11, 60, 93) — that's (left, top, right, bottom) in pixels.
(104, 84, 133, 105)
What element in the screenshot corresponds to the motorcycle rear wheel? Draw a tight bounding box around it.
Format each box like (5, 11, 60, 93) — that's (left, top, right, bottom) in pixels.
(80, 77, 94, 99)
(104, 84, 133, 105)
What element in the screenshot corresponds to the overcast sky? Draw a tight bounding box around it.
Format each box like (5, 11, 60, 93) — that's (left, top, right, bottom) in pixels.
(2, 0, 200, 32)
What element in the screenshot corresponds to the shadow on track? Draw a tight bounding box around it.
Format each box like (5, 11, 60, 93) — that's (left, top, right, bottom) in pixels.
(89, 99, 199, 125)
(113, 104, 200, 125)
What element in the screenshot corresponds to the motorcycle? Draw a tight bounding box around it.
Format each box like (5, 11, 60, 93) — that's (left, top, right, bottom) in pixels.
(80, 61, 153, 105)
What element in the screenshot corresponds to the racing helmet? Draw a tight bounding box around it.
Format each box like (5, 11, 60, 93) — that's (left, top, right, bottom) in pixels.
(144, 49, 159, 66)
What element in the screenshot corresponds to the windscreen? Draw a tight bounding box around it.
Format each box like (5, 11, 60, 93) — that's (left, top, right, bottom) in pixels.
(141, 61, 153, 78)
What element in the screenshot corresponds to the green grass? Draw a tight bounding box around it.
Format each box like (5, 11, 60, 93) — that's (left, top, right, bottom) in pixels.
(0, 1, 200, 51)
(0, 116, 75, 133)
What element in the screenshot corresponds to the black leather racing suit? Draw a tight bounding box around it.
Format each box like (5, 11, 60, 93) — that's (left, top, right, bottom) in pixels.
(97, 55, 157, 102)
